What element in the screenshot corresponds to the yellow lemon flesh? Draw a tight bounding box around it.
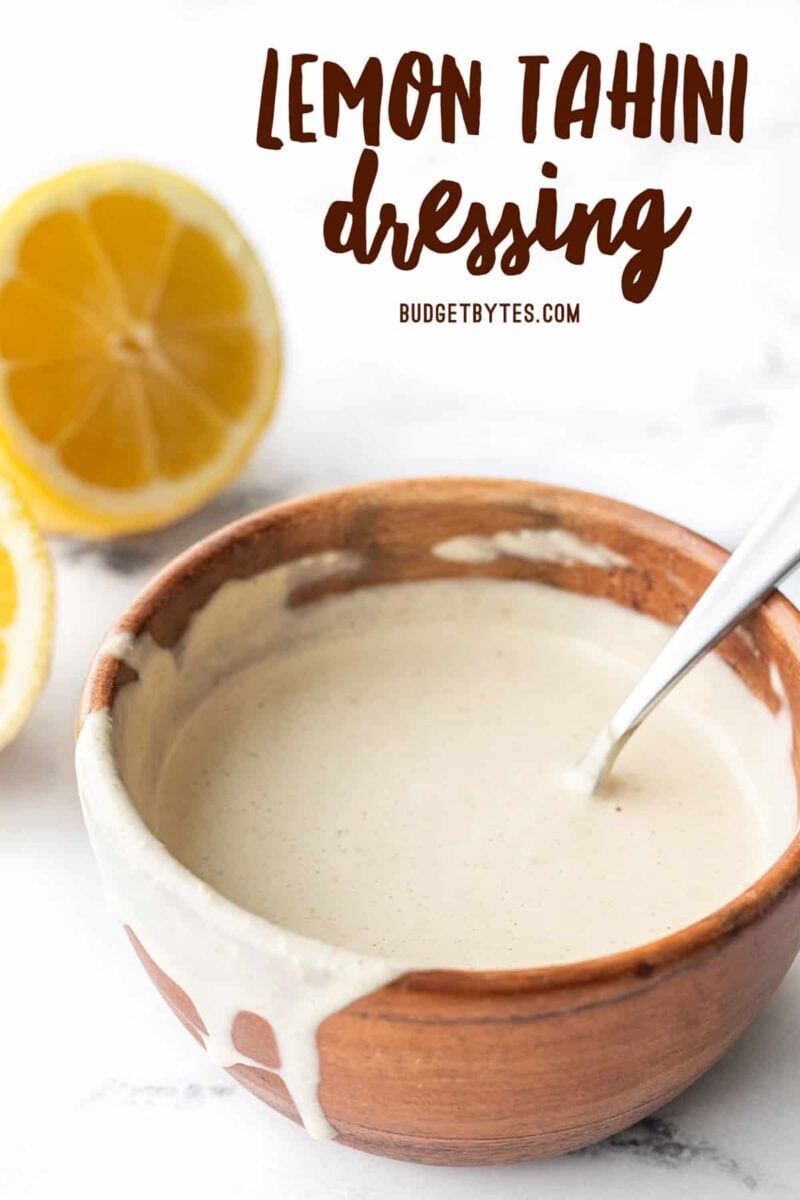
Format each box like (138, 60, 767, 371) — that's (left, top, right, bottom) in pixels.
(0, 471, 54, 749)
(0, 163, 281, 537)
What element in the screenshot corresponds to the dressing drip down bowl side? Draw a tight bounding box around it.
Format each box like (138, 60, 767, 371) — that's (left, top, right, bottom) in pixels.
(76, 478, 800, 1166)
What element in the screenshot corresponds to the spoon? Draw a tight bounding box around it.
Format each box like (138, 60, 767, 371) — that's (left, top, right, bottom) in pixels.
(579, 474, 800, 795)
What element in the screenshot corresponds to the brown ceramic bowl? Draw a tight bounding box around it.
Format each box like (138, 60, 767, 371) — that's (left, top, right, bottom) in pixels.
(77, 478, 800, 1165)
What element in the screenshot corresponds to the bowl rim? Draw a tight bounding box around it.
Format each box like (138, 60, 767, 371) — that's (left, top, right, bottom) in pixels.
(77, 475, 800, 998)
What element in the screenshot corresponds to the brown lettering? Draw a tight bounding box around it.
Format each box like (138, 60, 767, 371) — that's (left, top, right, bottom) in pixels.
(322, 58, 383, 145)
(288, 54, 318, 143)
(606, 44, 655, 137)
(519, 56, 549, 142)
(554, 52, 601, 138)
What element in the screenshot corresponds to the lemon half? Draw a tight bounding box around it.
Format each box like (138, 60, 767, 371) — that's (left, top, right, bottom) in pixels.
(0, 471, 53, 749)
(0, 162, 281, 537)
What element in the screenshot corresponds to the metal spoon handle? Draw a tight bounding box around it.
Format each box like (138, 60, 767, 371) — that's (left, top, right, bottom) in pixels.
(585, 474, 800, 792)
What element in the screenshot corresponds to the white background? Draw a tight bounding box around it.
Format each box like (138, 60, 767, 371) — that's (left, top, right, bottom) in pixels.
(2, 1, 800, 1196)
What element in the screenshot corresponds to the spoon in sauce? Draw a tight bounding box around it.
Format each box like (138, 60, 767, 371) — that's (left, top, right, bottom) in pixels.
(579, 475, 800, 794)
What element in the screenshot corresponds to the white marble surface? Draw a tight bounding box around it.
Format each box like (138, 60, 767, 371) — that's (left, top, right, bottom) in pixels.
(2, 0, 800, 1195)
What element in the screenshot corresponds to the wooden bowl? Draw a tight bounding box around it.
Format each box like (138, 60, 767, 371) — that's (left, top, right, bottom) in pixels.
(77, 478, 800, 1165)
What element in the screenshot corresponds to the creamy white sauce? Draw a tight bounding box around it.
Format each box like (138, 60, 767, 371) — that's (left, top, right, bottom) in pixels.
(76, 550, 798, 1140)
(154, 580, 795, 964)
(433, 527, 631, 568)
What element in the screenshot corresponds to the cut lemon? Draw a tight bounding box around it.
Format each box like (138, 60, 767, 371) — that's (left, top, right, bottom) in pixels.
(0, 471, 53, 749)
(0, 162, 281, 537)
